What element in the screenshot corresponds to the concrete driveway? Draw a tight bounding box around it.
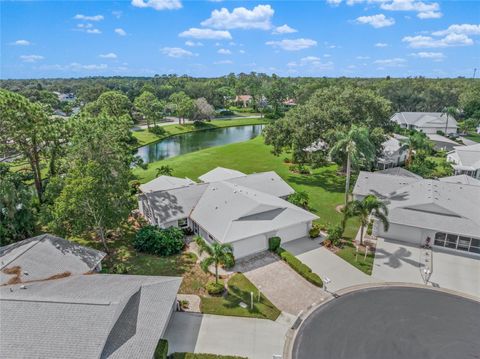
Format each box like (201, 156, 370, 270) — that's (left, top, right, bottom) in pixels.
(164, 312, 287, 359)
(234, 251, 329, 315)
(373, 238, 480, 298)
(283, 237, 375, 292)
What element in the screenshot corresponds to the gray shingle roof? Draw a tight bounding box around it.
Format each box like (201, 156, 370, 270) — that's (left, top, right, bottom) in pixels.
(198, 167, 245, 183)
(353, 171, 420, 198)
(447, 143, 480, 170)
(190, 181, 318, 243)
(139, 175, 195, 193)
(391, 112, 458, 129)
(226, 171, 295, 198)
(376, 167, 423, 179)
(439, 174, 480, 186)
(0, 274, 181, 359)
(0, 234, 105, 285)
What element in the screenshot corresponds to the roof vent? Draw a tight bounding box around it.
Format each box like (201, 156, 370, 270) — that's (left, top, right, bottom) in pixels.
(20, 285, 27, 290)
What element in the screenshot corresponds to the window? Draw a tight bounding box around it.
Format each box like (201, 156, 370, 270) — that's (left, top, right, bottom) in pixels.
(457, 236, 470, 251)
(434, 232, 446, 246)
(445, 234, 458, 249)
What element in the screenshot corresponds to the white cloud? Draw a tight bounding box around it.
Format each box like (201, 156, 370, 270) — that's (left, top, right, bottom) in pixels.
(214, 60, 233, 64)
(99, 53, 118, 59)
(266, 38, 317, 51)
(239, 49, 246, 54)
(417, 11, 442, 19)
(287, 56, 334, 71)
(272, 24, 298, 35)
(375, 42, 388, 47)
(380, 0, 439, 12)
(115, 28, 127, 36)
(356, 14, 395, 28)
(185, 40, 203, 47)
(201, 4, 274, 30)
(131, 0, 182, 10)
(74, 14, 104, 21)
(161, 47, 195, 58)
(356, 56, 370, 60)
(217, 48, 232, 55)
(432, 24, 480, 36)
(410, 51, 445, 60)
(77, 23, 93, 29)
(179, 28, 232, 40)
(12, 39, 30, 46)
(326, 0, 343, 6)
(20, 55, 44, 63)
(402, 33, 474, 48)
(374, 57, 406, 67)
(86, 28, 101, 34)
(39, 63, 108, 71)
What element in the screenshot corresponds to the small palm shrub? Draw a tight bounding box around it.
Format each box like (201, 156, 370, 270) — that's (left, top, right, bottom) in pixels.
(206, 280, 225, 295)
(309, 224, 320, 239)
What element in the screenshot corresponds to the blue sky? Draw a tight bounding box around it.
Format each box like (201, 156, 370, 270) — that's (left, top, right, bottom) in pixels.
(1, 0, 479, 79)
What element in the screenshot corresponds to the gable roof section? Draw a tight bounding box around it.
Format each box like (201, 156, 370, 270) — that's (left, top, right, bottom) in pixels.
(139, 175, 195, 193)
(391, 112, 458, 128)
(448, 143, 480, 170)
(376, 167, 423, 179)
(0, 274, 181, 359)
(190, 181, 318, 243)
(384, 180, 480, 238)
(439, 174, 480, 186)
(0, 234, 105, 285)
(198, 167, 245, 183)
(353, 171, 420, 198)
(227, 171, 295, 198)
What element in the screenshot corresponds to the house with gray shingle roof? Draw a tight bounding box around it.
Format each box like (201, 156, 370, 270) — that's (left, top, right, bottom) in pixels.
(353, 173, 480, 255)
(447, 143, 480, 179)
(139, 168, 316, 258)
(391, 112, 458, 135)
(0, 235, 181, 359)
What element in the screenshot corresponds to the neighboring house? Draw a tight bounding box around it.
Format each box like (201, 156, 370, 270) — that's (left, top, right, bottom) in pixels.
(139, 168, 317, 258)
(447, 144, 480, 179)
(282, 98, 297, 106)
(439, 174, 480, 186)
(198, 167, 245, 183)
(234, 95, 252, 108)
(352, 173, 480, 255)
(390, 112, 458, 135)
(0, 234, 181, 359)
(353, 170, 420, 201)
(427, 133, 461, 151)
(376, 134, 408, 169)
(139, 175, 195, 193)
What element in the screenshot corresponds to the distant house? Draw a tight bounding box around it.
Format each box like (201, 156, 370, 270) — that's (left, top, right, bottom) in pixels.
(0, 234, 181, 359)
(390, 112, 458, 135)
(352, 172, 480, 254)
(376, 134, 408, 169)
(234, 95, 252, 108)
(57, 92, 76, 102)
(427, 133, 461, 151)
(447, 143, 480, 179)
(282, 98, 297, 106)
(138, 168, 317, 258)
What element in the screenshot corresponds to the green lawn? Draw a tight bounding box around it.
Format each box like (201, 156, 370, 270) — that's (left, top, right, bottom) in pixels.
(133, 136, 360, 239)
(200, 273, 281, 321)
(336, 241, 375, 275)
(464, 132, 480, 143)
(132, 117, 269, 146)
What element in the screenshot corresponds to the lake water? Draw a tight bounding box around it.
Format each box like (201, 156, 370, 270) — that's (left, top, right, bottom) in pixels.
(135, 124, 264, 163)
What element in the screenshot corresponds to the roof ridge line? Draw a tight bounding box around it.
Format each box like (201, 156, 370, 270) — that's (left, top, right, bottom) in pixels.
(0, 234, 46, 270)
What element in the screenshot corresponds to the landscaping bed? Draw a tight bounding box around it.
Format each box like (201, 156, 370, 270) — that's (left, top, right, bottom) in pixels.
(200, 273, 281, 321)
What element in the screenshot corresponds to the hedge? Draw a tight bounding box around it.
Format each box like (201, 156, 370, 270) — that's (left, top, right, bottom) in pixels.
(268, 237, 281, 252)
(277, 248, 323, 287)
(154, 339, 168, 359)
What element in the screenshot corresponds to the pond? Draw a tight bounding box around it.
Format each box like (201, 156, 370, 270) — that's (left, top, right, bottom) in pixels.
(135, 124, 264, 163)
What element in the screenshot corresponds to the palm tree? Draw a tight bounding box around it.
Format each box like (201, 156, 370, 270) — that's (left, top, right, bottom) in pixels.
(442, 106, 457, 135)
(156, 165, 173, 177)
(346, 195, 389, 246)
(404, 132, 432, 166)
(195, 236, 234, 284)
(329, 125, 376, 206)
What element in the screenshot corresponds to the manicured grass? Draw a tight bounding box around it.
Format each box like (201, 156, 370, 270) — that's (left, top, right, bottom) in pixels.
(170, 354, 247, 359)
(133, 136, 360, 239)
(200, 273, 281, 321)
(464, 132, 480, 143)
(336, 241, 375, 275)
(132, 117, 269, 146)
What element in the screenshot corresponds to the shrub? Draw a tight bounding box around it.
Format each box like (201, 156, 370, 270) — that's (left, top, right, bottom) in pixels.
(367, 220, 373, 236)
(283, 157, 291, 163)
(111, 263, 132, 274)
(278, 248, 323, 287)
(309, 224, 320, 239)
(436, 130, 445, 136)
(133, 225, 185, 256)
(222, 252, 235, 269)
(206, 280, 225, 295)
(326, 223, 343, 247)
(288, 191, 309, 209)
(129, 180, 141, 195)
(154, 339, 168, 359)
(217, 109, 234, 116)
(290, 164, 310, 175)
(268, 236, 281, 252)
(149, 125, 166, 136)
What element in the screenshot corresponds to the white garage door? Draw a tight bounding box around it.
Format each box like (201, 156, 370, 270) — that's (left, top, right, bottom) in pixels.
(377, 223, 424, 245)
(277, 223, 309, 243)
(232, 234, 267, 259)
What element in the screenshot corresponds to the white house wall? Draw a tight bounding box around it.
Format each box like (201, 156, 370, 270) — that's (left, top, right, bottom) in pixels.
(231, 234, 268, 258)
(375, 222, 435, 246)
(276, 222, 310, 243)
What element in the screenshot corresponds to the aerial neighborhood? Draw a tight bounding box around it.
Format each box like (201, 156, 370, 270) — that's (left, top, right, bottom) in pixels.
(1, 1, 480, 358)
